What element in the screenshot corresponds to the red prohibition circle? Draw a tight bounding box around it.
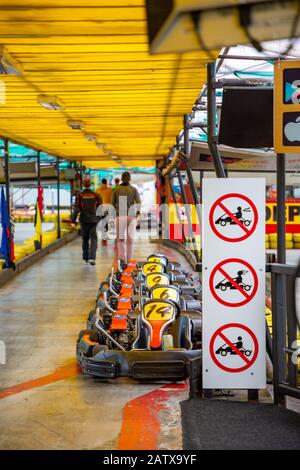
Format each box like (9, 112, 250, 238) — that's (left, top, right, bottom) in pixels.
(209, 323, 259, 373)
(209, 193, 258, 242)
(209, 258, 258, 307)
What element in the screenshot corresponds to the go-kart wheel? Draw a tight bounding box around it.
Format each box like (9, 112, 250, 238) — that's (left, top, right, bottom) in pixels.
(221, 350, 227, 356)
(92, 344, 109, 355)
(88, 309, 96, 321)
(220, 220, 227, 226)
(89, 330, 100, 342)
(78, 329, 91, 340)
(220, 285, 227, 291)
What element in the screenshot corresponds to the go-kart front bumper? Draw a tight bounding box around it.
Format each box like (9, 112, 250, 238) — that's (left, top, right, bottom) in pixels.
(77, 336, 202, 396)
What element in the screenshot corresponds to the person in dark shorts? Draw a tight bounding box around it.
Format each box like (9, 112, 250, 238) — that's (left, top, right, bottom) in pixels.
(71, 178, 102, 265)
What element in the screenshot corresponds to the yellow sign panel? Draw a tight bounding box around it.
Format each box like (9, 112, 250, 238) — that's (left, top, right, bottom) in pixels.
(143, 301, 175, 321)
(266, 201, 300, 225)
(142, 262, 165, 275)
(151, 286, 179, 303)
(169, 204, 199, 225)
(146, 273, 170, 288)
(274, 61, 300, 153)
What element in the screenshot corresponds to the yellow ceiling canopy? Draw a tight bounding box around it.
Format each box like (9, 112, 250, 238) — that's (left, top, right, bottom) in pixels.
(0, 0, 216, 168)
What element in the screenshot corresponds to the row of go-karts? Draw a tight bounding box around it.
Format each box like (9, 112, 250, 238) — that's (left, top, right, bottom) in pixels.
(76, 253, 203, 396)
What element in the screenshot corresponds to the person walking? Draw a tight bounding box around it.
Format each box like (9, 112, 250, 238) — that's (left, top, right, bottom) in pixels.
(112, 177, 120, 192)
(96, 178, 112, 246)
(111, 171, 141, 263)
(96, 178, 112, 204)
(71, 178, 101, 265)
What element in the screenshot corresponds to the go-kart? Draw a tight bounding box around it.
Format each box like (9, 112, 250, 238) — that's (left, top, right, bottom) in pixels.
(88, 255, 201, 331)
(215, 344, 252, 357)
(215, 216, 251, 227)
(215, 279, 251, 292)
(215, 207, 252, 227)
(77, 256, 203, 397)
(97, 254, 201, 303)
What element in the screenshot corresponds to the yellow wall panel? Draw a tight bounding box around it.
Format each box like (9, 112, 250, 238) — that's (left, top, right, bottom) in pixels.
(0, 1, 214, 165)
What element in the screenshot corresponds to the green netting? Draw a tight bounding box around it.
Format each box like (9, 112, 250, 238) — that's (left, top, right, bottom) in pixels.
(234, 70, 274, 78)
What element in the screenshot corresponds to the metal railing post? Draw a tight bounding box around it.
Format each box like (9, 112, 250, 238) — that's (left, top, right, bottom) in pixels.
(168, 175, 186, 244)
(286, 274, 298, 388)
(3, 138, 11, 266)
(277, 153, 286, 264)
(176, 167, 199, 261)
(207, 62, 226, 178)
(57, 157, 61, 239)
(271, 271, 286, 405)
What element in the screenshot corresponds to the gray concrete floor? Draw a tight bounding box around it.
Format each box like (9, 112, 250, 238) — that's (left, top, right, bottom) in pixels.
(0, 237, 190, 450)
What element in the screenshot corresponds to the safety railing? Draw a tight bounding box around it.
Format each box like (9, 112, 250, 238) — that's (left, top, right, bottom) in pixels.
(269, 262, 300, 404)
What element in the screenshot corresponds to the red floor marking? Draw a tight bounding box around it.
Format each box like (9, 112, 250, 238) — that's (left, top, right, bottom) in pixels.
(0, 363, 79, 400)
(118, 383, 187, 450)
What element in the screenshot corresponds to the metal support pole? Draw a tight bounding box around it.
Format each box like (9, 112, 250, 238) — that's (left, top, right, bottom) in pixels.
(207, 62, 226, 178)
(286, 274, 298, 388)
(182, 114, 200, 260)
(57, 157, 61, 239)
(199, 171, 203, 203)
(37, 150, 41, 188)
(277, 153, 286, 264)
(36, 150, 42, 249)
(176, 168, 199, 261)
(4, 138, 11, 266)
(183, 162, 201, 222)
(272, 153, 287, 404)
(272, 271, 286, 405)
(168, 176, 186, 244)
(183, 114, 189, 157)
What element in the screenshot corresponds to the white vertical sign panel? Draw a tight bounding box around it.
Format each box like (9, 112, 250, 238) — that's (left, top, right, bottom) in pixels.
(202, 179, 266, 389)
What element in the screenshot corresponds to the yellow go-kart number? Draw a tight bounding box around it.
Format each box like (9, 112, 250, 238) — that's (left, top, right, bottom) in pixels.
(151, 286, 179, 303)
(143, 302, 175, 321)
(142, 262, 164, 275)
(148, 256, 167, 266)
(146, 273, 170, 288)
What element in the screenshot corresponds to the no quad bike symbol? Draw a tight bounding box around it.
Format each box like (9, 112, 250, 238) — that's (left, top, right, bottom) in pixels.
(209, 193, 258, 242)
(209, 258, 258, 308)
(210, 323, 259, 373)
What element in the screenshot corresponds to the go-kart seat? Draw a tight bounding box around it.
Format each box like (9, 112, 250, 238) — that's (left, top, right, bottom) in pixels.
(180, 297, 202, 312)
(182, 310, 202, 339)
(169, 315, 193, 349)
(132, 316, 149, 349)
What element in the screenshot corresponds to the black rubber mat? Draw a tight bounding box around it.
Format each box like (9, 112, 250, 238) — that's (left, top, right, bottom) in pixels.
(181, 399, 300, 450)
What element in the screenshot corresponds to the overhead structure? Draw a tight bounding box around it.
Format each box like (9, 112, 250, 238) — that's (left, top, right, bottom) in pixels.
(0, 0, 217, 168)
(145, 0, 300, 54)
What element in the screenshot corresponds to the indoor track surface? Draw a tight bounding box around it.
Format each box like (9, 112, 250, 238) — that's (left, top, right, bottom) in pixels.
(0, 237, 190, 450)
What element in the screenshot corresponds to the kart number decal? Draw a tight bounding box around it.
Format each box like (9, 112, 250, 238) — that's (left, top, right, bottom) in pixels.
(143, 302, 174, 321)
(152, 287, 179, 302)
(148, 256, 167, 266)
(146, 273, 170, 287)
(142, 262, 164, 275)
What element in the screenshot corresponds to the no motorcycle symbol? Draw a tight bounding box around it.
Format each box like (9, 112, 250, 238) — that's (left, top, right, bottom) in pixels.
(210, 323, 259, 373)
(209, 258, 258, 307)
(209, 193, 258, 242)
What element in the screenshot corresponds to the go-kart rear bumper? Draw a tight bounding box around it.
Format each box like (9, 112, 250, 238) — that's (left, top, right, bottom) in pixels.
(77, 336, 202, 394)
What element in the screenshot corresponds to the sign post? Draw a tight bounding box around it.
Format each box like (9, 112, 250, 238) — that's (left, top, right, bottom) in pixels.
(202, 179, 266, 389)
(274, 61, 300, 153)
